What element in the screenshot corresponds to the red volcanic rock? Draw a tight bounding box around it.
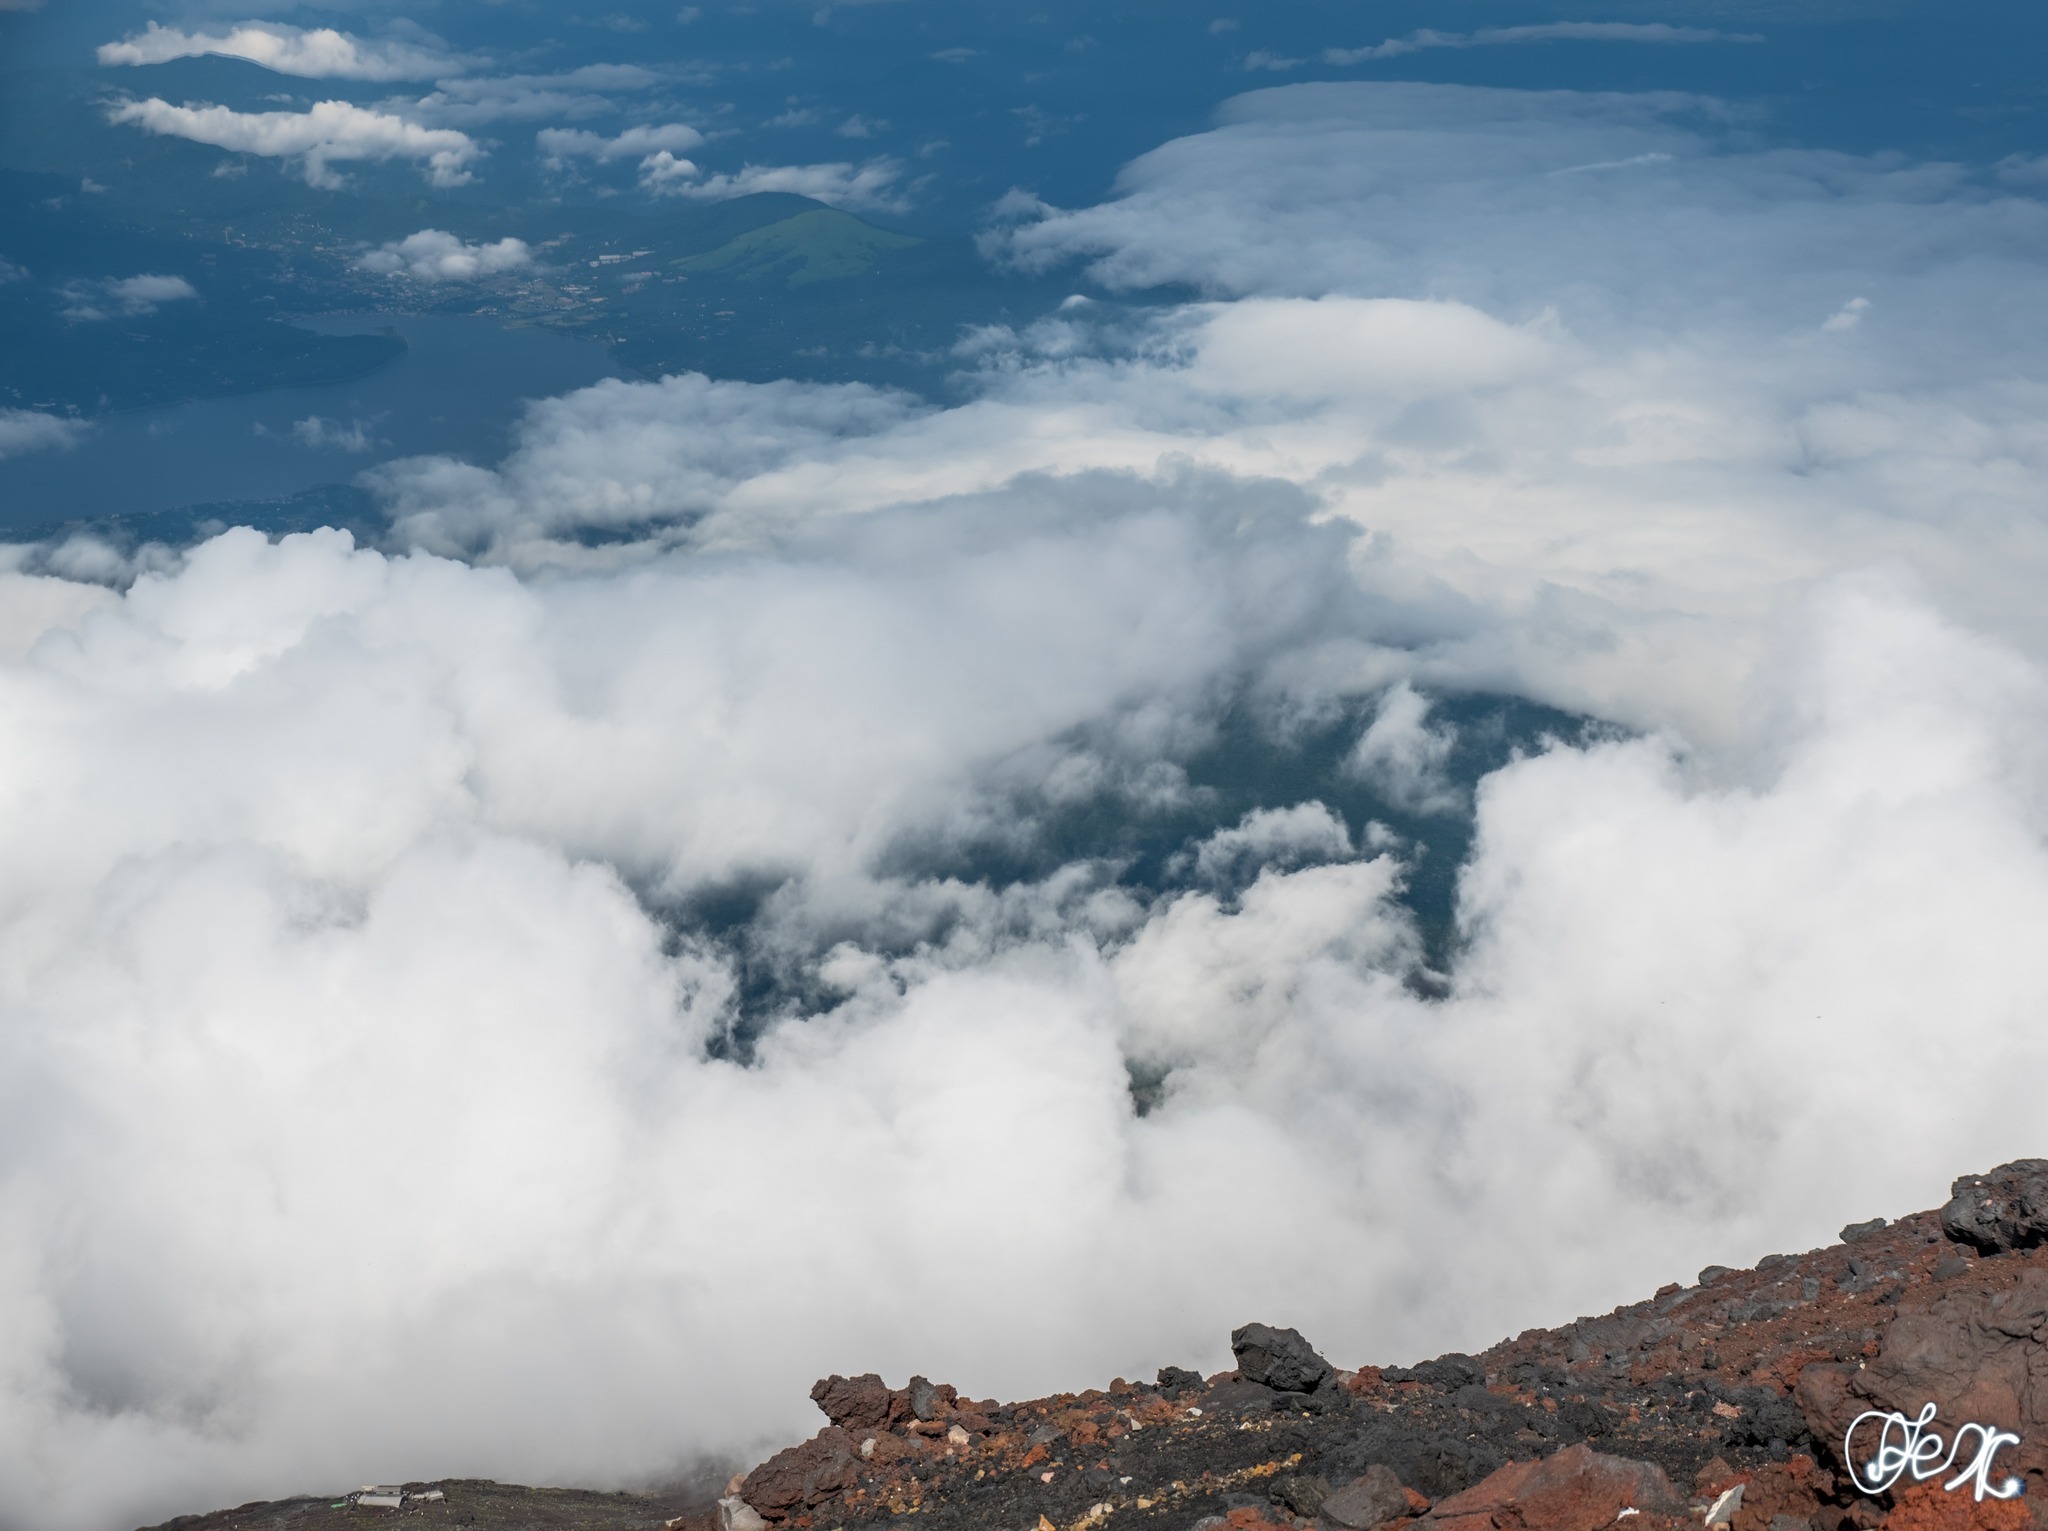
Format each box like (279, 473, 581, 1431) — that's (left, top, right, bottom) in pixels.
(810, 1374, 907, 1432)
(1881, 1481, 2033, 1531)
(1794, 1267, 2048, 1505)
(1721, 1455, 1834, 1531)
(1425, 1444, 1682, 1531)
(739, 1427, 859, 1521)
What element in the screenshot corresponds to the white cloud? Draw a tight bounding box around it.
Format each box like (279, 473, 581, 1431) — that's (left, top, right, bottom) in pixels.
(641, 155, 908, 212)
(1347, 682, 1462, 814)
(636, 148, 701, 191)
(96, 21, 468, 81)
(289, 416, 377, 452)
(1822, 295, 1871, 332)
(13, 74, 2048, 1531)
(59, 273, 199, 320)
(110, 274, 196, 309)
(107, 98, 484, 188)
(0, 409, 88, 458)
(537, 121, 706, 165)
(1186, 803, 1357, 888)
(1323, 22, 1762, 66)
(356, 229, 533, 282)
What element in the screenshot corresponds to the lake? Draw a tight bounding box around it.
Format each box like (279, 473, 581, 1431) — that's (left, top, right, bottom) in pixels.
(0, 313, 624, 533)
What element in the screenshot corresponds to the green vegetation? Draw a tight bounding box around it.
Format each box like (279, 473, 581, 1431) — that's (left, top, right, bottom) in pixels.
(673, 208, 922, 287)
(0, 58, 1079, 415)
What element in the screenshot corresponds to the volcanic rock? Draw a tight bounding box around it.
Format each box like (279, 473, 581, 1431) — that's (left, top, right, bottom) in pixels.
(1232, 1322, 1335, 1394)
(718, 1497, 768, 1531)
(1940, 1161, 2048, 1254)
(1794, 1266, 2048, 1504)
(810, 1373, 904, 1431)
(738, 1427, 859, 1520)
(1425, 1443, 1682, 1531)
(1322, 1464, 1414, 1529)
(908, 1375, 958, 1421)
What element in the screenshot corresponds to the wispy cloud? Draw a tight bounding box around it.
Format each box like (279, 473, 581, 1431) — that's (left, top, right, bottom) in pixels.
(1324, 21, 1761, 65)
(289, 416, 379, 452)
(537, 121, 705, 165)
(409, 65, 663, 128)
(641, 155, 908, 212)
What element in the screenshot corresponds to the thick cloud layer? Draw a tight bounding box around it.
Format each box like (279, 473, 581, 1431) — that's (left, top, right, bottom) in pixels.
(6, 80, 2048, 1531)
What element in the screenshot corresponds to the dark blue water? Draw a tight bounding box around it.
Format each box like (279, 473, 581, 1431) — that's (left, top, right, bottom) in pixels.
(0, 314, 621, 530)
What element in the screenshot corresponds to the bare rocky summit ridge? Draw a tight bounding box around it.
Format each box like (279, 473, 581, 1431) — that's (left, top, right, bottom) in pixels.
(142, 1161, 2048, 1531)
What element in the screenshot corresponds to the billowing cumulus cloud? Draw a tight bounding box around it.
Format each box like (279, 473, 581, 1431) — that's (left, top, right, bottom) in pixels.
(96, 20, 469, 81)
(107, 98, 484, 188)
(356, 229, 533, 282)
(9, 76, 2048, 1531)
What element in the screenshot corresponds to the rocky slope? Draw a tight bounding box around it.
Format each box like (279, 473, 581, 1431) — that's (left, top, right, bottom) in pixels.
(143, 1161, 2048, 1531)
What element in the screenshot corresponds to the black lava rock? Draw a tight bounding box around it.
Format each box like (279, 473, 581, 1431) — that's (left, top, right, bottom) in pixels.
(1230, 1322, 1335, 1394)
(1940, 1160, 2048, 1253)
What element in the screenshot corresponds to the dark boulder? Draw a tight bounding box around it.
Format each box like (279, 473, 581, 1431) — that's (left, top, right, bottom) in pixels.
(1232, 1322, 1335, 1394)
(1390, 1354, 1486, 1392)
(1322, 1465, 1414, 1530)
(1939, 1160, 2048, 1254)
(809, 1373, 903, 1431)
(1269, 1473, 1331, 1519)
(907, 1375, 956, 1422)
(739, 1428, 859, 1521)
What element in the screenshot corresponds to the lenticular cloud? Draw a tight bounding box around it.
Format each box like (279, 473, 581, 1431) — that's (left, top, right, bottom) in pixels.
(9, 81, 2048, 1531)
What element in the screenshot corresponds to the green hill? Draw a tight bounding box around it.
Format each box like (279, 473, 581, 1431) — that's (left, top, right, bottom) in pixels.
(673, 208, 922, 287)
